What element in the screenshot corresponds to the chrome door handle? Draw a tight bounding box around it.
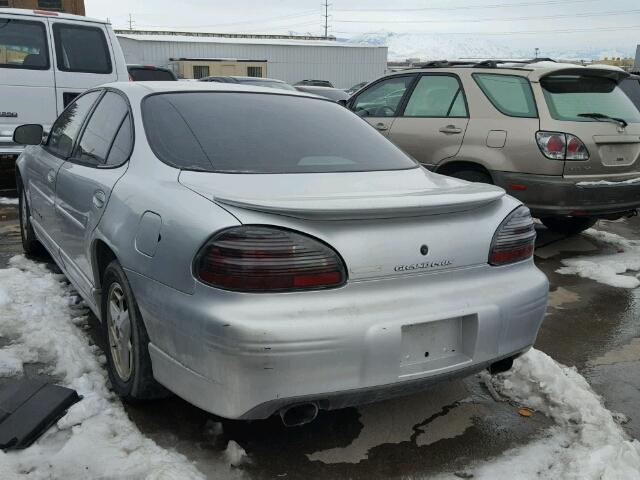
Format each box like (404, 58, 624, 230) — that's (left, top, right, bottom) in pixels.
(439, 125, 462, 134)
(46, 170, 56, 183)
(375, 123, 388, 131)
(92, 190, 106, 209)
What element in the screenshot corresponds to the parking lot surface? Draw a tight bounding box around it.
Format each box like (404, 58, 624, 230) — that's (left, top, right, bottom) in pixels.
(0, 201, 638, 479)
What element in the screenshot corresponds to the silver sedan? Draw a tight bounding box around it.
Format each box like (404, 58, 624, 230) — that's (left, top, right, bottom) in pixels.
(14, 82, 548, 426)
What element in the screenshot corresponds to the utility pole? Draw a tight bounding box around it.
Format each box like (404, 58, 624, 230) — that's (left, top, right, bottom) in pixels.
(535, 47, 540, 59)
(322, 1, 331, 38)
(128, 14, 134, 31)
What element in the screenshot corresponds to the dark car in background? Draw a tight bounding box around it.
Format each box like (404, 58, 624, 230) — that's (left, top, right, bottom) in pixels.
(294, 85, 350, 102)
(198, 76, 296, 91)
(127, 65, 178, 81)
(295, 79, 334, 87)
(621, 74, 640, 109)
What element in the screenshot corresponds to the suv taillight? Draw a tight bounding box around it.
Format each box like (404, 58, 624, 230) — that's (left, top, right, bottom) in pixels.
(489, 206, 536, 266)
(195, 226, 347, 292)
(536, 131, 589, 161)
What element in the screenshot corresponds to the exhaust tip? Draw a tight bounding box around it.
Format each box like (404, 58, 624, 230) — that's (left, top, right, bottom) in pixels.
(489, 357, 514, 375)
(279, 403, 319, 427)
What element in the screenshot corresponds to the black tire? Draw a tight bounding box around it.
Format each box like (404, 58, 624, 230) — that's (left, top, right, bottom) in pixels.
(18, 182, 44, 255)
(101, 260, 166, 401)
(447, 169, 493, 184)
(541, 216, 598, 235)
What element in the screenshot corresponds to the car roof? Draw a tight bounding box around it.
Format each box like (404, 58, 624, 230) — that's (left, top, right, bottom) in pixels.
(103, 81, 318, 98)
(203, 76, 287, 83)
(0, 7, 106, 24)
(394, 59, 629, 81)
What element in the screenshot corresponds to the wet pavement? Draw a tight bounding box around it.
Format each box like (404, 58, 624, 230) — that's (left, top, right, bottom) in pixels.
(0, 200, 638, 479)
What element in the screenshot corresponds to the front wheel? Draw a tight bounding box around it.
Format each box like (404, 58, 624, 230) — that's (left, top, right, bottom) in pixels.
(102, 260, 166, 401)
(541, 216, 597, 235)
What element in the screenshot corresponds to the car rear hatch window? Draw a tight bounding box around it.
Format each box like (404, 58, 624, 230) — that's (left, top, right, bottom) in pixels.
(541, 75, 640, 124)
(142, 92, 417, 173)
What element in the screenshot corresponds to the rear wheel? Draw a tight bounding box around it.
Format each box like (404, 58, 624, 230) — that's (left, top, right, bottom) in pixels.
(102, 260, 166, 401)
(541, 216, 597, 235)
(18, 183, 44, 255)
(447, 169, 493, 184)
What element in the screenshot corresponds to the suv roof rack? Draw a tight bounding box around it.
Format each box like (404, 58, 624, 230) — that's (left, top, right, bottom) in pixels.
(412, 58, 557, 70)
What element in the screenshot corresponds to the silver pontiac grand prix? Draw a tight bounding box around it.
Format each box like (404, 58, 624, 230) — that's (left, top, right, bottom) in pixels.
(14, 82, 548, 426)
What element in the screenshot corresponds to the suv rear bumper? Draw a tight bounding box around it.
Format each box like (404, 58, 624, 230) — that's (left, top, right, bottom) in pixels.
(492, 171, 640, 217)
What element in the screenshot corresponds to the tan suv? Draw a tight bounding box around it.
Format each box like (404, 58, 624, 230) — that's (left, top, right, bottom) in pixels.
(347, 60, 640, 234)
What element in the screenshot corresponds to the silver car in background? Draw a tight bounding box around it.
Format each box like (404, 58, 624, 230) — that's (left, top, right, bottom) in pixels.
(14, 82, 548, 425)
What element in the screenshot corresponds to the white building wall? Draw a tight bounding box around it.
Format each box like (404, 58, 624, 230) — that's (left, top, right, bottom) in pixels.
(117, 36, 388, 89)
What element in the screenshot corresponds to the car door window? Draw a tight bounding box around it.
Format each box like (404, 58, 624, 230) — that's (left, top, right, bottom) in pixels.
(473, 73, 537, 118)
(352, 76, 415, 118)
(403, 75, 468, 117)
(46, 91, 101, 159)
(73, 92, 130, 166)
(52, 23, 112, 74)
(0, 18, 49, 70)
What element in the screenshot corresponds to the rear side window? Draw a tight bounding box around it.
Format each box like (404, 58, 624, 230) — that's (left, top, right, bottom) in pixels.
(46, 91, 101, 158)
(541, 75, 640, 124)
(474, 74, 537, 118)
(0, 18, 49, 70)
(142, 92, 417, 174)
(128, 68, 176, 81)
(352, 75, 415, 117)
(52, 23, 112, 74)
(73, 92, 130, 166)
(403, 75, 467, 117)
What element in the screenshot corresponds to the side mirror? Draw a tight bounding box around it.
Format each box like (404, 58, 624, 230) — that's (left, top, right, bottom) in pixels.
(337, 99, 348, 107)
(13, 124, 44, 146)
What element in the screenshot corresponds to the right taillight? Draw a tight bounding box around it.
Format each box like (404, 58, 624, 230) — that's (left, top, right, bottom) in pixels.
(194, 226, 347, 293)
(536, 131, 589, 161)
(489, 206, 536, 266)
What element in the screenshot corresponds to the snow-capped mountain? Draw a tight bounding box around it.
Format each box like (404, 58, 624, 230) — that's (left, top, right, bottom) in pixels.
(342, 31, 634, 62)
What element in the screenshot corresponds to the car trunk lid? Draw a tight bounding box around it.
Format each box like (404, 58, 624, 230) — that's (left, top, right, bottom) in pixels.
(537, 68, 640, 180)
(180, 169, 510, 280)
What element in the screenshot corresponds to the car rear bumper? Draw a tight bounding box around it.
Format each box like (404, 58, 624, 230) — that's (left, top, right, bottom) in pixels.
(126, 261, 548, 420)
(492, 171, 640, 217)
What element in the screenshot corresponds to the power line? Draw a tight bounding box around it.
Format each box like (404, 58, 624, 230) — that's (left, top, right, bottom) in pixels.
(334, 24, 640, 36)
(335, 0, 600, 12)
(334, 8, 640, 24)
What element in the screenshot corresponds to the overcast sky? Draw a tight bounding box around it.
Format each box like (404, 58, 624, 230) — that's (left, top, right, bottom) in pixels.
(85, 0, 638, 51)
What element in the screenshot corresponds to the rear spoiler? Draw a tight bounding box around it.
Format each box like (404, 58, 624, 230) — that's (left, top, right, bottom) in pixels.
(529, 67, 630, 83)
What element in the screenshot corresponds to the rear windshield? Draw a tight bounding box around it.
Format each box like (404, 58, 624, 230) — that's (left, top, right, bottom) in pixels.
(541, 75, 640, 124)
(142, 92, 417, 173)
(129, 68, 176, 81)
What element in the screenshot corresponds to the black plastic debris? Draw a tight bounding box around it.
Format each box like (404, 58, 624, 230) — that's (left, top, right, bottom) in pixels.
(0, 378, 80, 450)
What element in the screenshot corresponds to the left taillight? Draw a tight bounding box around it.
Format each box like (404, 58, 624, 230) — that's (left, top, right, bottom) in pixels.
(489, 206, 536, 266)
(194, 226, 347, 293)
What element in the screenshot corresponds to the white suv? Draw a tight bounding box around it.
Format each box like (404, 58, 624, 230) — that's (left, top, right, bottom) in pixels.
(0, 8, 128, 192)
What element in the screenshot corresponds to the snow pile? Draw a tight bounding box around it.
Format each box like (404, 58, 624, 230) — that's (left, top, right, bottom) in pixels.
(442, 349, 640, 479)
(577, 177, 640, 187)
(0, 197, 18, 206)
(225, 440, 249, 467)
(0, 256, 204, 479)
(557, 229, 640, 288)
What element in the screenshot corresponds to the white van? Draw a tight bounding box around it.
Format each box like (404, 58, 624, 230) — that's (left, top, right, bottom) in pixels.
(0, 8, 128, 192)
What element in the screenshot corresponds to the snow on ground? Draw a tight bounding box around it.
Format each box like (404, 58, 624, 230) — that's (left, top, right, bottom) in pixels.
(435, 349, 640, 479)
(0, 197, 18, 206)
(0, 256, 204, 479)
(557, 229, 640, 289)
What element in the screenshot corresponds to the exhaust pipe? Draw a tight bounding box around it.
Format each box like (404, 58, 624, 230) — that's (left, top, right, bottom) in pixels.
(279, 403, 319, 427)
(489, 356, 514, 375)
